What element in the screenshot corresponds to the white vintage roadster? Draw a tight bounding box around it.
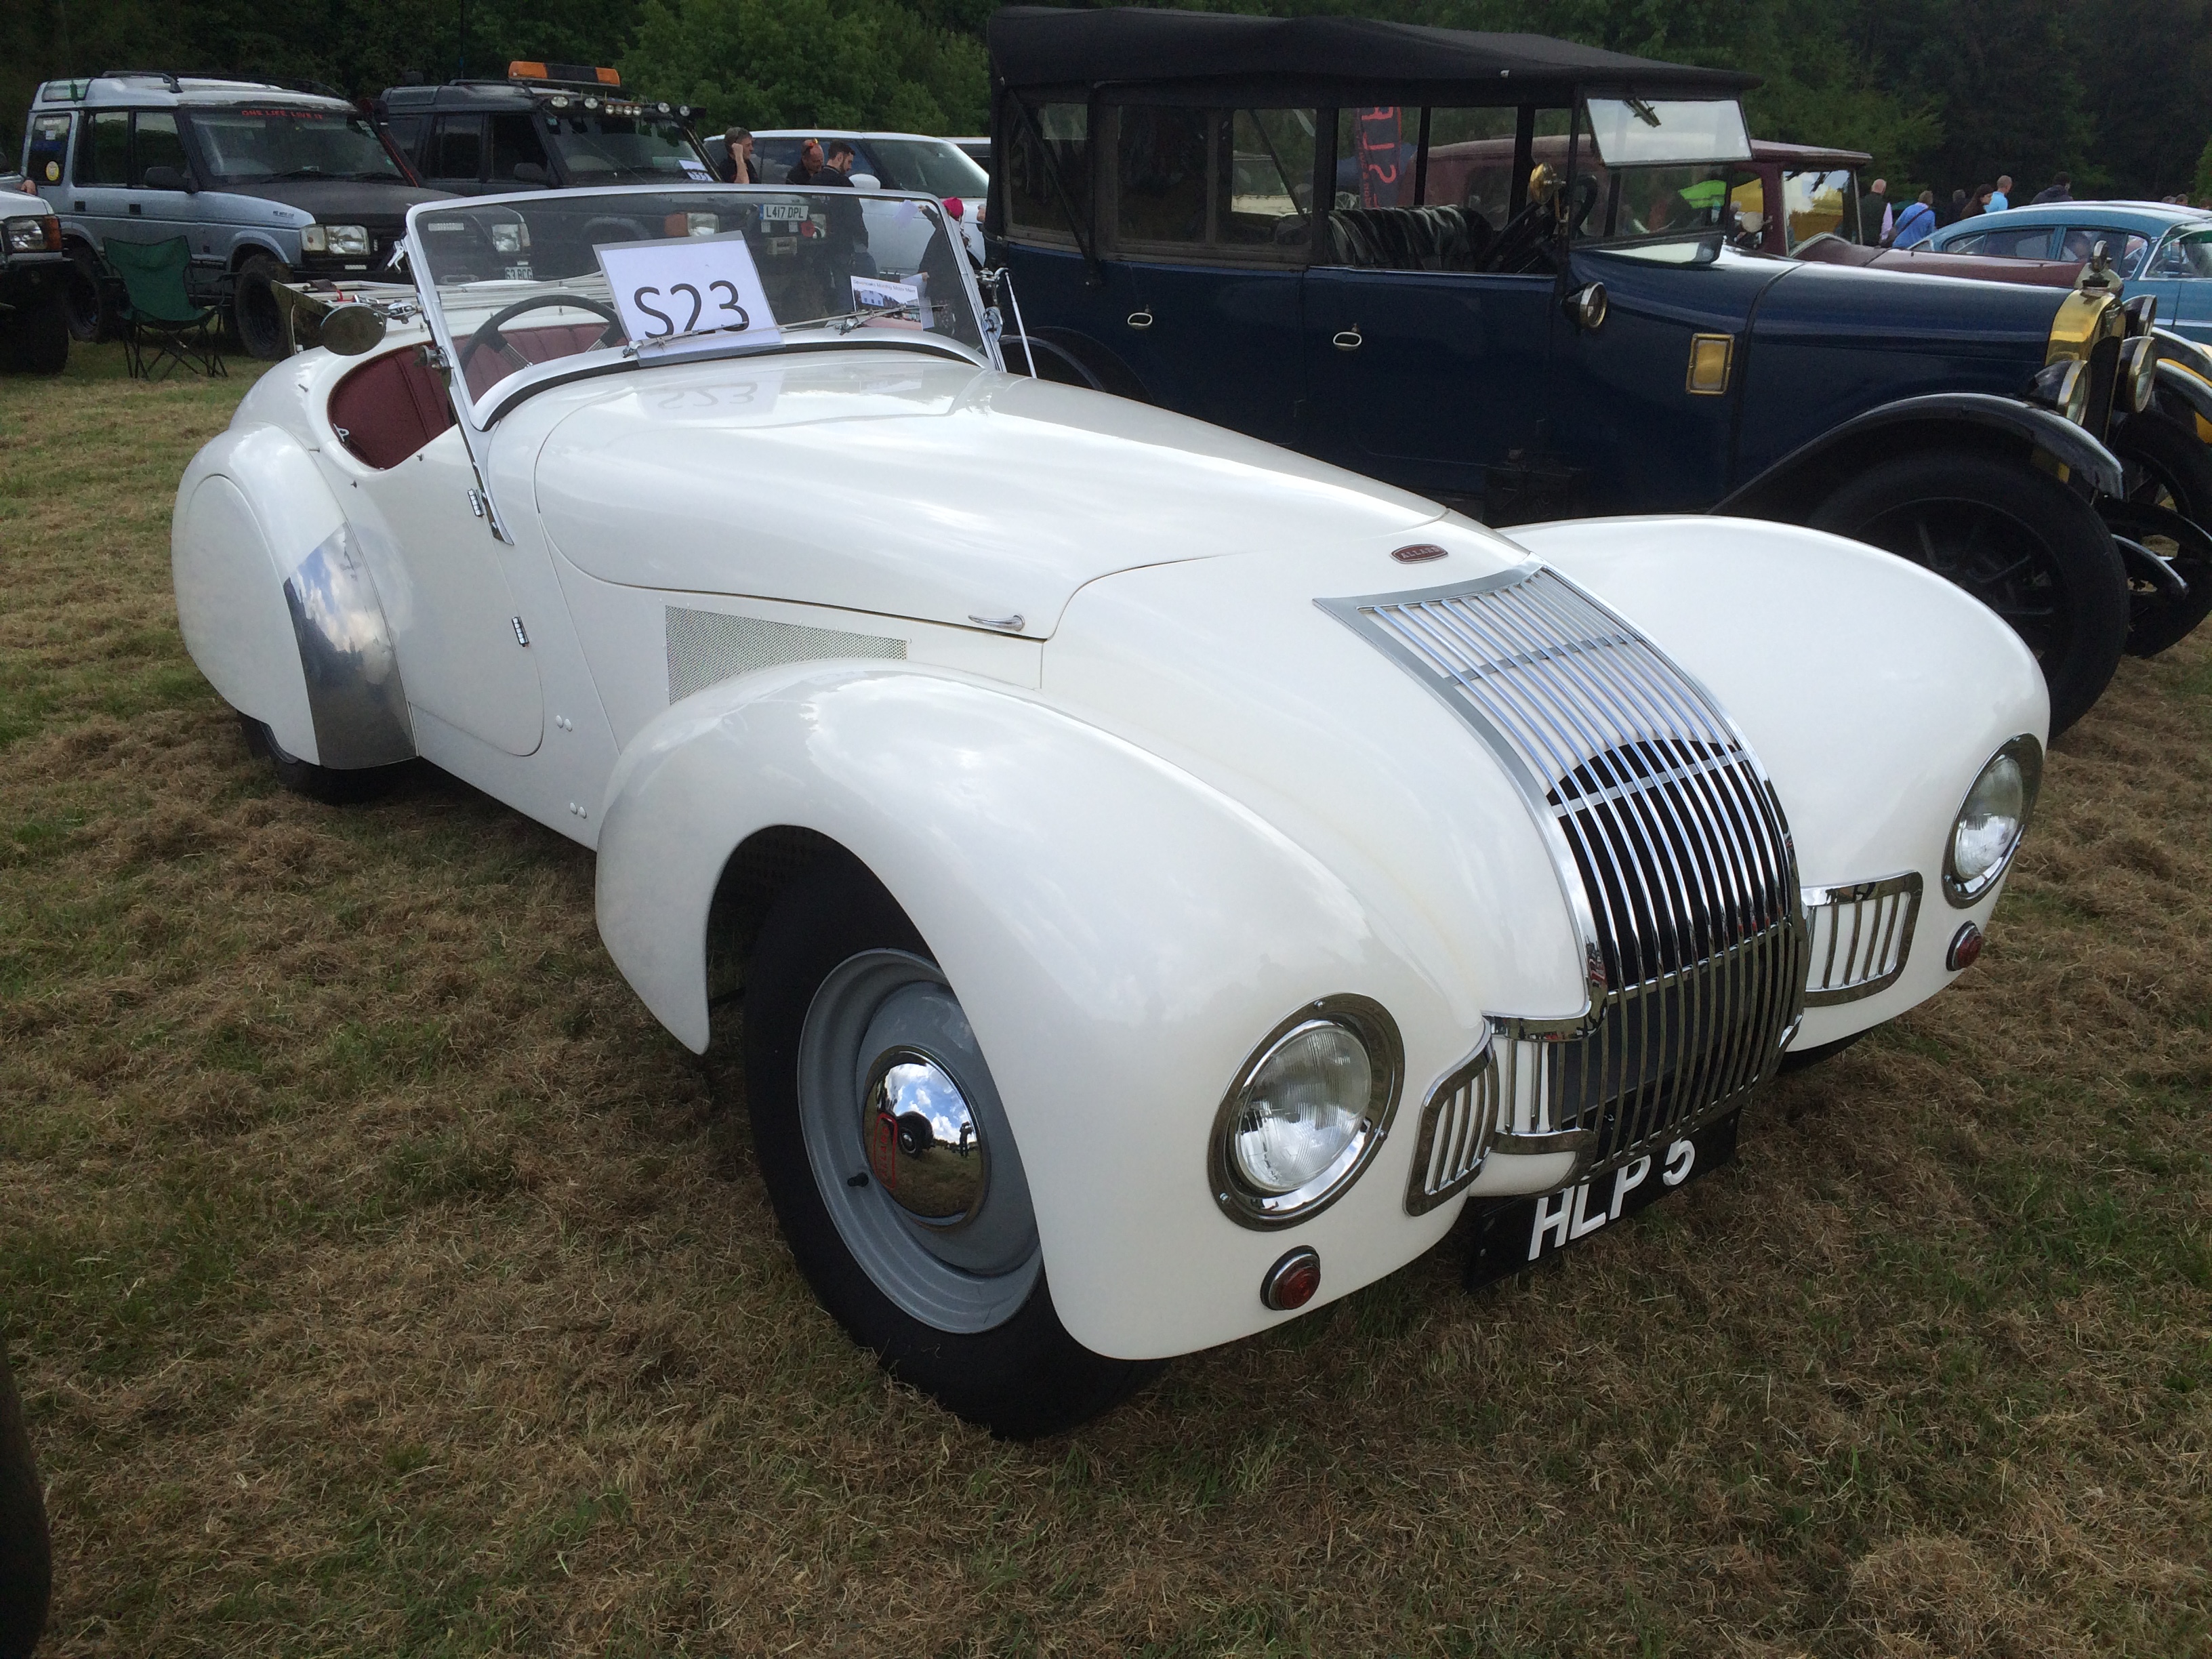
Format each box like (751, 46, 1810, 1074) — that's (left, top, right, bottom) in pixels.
(172, 185, 2047, 1435)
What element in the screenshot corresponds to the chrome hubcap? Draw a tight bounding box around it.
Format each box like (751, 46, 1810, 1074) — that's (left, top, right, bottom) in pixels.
(863, 1048, 987, 1225)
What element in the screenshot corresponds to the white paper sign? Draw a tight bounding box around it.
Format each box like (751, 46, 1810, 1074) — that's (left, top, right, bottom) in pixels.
(594, 232, 781, 356)
(851, 273, 920, 310)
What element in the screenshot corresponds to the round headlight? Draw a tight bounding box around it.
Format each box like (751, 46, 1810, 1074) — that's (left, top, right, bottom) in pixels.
(1944, 735, 2043, 906)
(1210, 997, 1402, 1228)
(2121, 335, 2158, 414)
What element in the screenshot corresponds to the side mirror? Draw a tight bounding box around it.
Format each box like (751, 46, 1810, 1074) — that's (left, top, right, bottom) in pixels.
(850, 173, 880, 191)
(142, 164, 195, 194)
(512, 161, 548, 186)
(321, 302, 388, 356)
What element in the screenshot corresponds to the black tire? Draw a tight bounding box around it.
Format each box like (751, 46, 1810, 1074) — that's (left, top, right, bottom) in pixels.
(1809, 448, 2129, 737)
(239, 714, 405, 804)
(0, 1342, 52, 1659)
(2, 292, 68, 375)
(743, 850, 1161, 1438)
(61, 242, 111, 344)
(232, 252, 291, 361)
(2108, 411, 2212, 657)
(1778, 1029, 1869, 1073)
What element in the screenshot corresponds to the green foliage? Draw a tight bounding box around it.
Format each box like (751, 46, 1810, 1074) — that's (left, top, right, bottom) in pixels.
(619, 0, 988, 134)
(5, 0, 2210, 197)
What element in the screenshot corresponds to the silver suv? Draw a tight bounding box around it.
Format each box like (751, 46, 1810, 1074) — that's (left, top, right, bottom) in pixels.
(23, 73, 449, 358)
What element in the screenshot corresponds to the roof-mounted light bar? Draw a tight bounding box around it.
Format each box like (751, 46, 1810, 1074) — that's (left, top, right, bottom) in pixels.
(509, 60, 623, 89)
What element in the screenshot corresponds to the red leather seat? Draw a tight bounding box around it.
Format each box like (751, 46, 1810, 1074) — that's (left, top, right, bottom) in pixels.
(329, 347, 457, 469)
(460, 322, 615, 402)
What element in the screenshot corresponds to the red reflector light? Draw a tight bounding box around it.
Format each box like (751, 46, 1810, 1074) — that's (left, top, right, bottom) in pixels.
(941, 195, 965, 220)
(1947, 922, 1984, 972)
(1261, 1246, 1321, 1311)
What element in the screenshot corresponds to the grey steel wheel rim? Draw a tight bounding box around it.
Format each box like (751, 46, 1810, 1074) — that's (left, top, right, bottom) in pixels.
(796, 949, 1041, 1332)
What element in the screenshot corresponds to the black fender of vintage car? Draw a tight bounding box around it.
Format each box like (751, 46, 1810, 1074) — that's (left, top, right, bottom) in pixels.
(1713, 392, 2125, 518)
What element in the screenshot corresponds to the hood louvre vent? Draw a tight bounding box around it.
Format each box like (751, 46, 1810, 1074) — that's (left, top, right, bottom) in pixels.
(665, 606, 905, 702)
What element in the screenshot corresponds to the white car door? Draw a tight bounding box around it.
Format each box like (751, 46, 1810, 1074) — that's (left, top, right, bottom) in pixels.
(349, 422, 545, 756)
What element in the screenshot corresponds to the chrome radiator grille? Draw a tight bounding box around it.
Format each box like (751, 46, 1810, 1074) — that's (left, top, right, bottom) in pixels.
(1803, 873, 1921, 1004)
(1319, 565, 1806, 1212)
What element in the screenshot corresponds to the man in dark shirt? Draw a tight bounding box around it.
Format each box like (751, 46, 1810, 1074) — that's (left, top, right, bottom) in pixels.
(2032, 171, 2074, 204)
(785, 138, 825, 186)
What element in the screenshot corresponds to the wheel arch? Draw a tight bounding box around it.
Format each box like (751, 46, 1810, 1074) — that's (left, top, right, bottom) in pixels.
(1003, 327, 1151, 401)
(228, 236, 289, 271)
(1717, 393, 2125, 519)
(594, 660, 1468, 1359)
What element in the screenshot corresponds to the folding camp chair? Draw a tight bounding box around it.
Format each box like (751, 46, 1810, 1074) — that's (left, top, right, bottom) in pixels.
(101, 237, 226, 380)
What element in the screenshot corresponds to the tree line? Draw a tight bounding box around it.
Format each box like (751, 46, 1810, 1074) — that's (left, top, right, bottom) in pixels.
(6, 0, 2209, 202)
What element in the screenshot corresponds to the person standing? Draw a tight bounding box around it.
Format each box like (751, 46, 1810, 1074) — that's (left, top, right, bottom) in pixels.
(1945, 187, 1969, 225)
(2032, 171, 2072, 204)
(1891, 188, 1938, 248)
(1990, 174, 2013, 211)
(1856, 176, 1892, 245)
(722, 127, 760, 184)
(785, 138, 826, 186)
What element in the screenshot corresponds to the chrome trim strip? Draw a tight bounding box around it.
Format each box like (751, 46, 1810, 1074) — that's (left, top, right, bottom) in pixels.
(283, 525, 413, 769)
(1802, 872, 1923, 1005)
(1332, 565, 1805, 1212)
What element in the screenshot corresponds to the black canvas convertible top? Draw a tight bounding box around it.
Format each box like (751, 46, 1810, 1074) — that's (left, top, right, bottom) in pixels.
(988, 6, 1759, 105)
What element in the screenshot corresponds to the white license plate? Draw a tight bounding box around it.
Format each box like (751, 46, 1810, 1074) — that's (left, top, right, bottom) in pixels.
(759, 203, 808, 222)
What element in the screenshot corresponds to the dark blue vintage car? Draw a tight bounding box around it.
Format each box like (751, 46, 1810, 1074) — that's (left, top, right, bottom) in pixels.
(983, 7, 2212, 733)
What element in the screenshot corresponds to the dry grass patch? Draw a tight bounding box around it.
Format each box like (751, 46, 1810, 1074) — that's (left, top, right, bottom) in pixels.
(2, 344, 2209, 1656)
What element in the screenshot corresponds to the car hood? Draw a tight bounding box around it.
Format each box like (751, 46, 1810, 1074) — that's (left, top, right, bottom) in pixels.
(1748, 255, 2063, 357)
(530, 348, 1468, 635)
(206, 178, 450, 220)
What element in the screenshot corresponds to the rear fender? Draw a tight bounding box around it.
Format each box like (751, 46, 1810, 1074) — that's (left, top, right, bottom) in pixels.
(1716, 392, 2125, 514)
(594, 661, 1465, 1359)
(172, 424, 411, 767)
(1507, 515, 2049, 1048)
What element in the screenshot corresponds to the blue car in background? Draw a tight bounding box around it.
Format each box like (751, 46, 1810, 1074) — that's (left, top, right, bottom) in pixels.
(1928, 201, 2212, 345)
(985, 6, 2212, 733)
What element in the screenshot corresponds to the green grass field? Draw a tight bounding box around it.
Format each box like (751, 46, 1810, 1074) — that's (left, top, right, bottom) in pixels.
(2, 342, 2209, 1656)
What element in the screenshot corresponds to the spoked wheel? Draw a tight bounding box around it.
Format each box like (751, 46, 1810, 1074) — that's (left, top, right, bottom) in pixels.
(1810, 449, 2129, 736)
(2107, 412, 2212, 657)
(744, 851, 1160, 1438)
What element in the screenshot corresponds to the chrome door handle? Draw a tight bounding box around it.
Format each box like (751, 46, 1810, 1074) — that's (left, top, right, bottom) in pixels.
(1333, 327, 1364, 352)
(1126, 310, 1153, 330)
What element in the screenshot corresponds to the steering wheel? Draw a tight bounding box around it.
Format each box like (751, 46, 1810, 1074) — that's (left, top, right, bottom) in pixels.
(1482, 174, 1600, 273)
(458, 292, 625, 380)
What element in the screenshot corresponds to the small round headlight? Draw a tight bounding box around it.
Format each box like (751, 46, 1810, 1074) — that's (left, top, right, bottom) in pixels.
(1944, 735, 2043, 906)
(1210, 996, 1402, 1229)
(2121, 335, 2158, 414)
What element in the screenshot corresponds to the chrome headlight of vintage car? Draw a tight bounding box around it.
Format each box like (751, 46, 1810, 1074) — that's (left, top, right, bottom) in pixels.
(1944, 735, 2043, 906)
(2027, 359, 2089, 426)
(1210, 996, 1402, 1228)
(301, 223, 371, 256)
(2119, 334, 2158, 413)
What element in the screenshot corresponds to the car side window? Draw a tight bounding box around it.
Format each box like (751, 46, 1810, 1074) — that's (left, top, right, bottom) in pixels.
(1108, 105, 1313, 264)
(134, 112, 187, 185)
(428, 115, 486, 182)
(77, 108, 129, 186)
(26, 113, 73, 187)
(1980, 226, 2057, 260)
(2143, 234, 2206, 278)
(1002, 102, 1089, 247)
(1322, 105, 1567, 271)
(489, 111, 544, 183)
(756, 138, 802, 179)
(382, 115, 426, 166)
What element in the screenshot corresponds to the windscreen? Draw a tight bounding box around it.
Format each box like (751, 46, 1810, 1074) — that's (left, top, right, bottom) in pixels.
(1585, 99, 1750, 167)
(862, 138, 988, 198)
(188, 107, 406, 182)
(544, 114, 712, 183)
(410, 187, 987, 415)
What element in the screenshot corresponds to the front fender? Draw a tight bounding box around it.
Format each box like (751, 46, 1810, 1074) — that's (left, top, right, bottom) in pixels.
(1508, 516, 2048, 1047)
(1717, 391, 2126, 510)
(594, 661, 1470, 1359)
